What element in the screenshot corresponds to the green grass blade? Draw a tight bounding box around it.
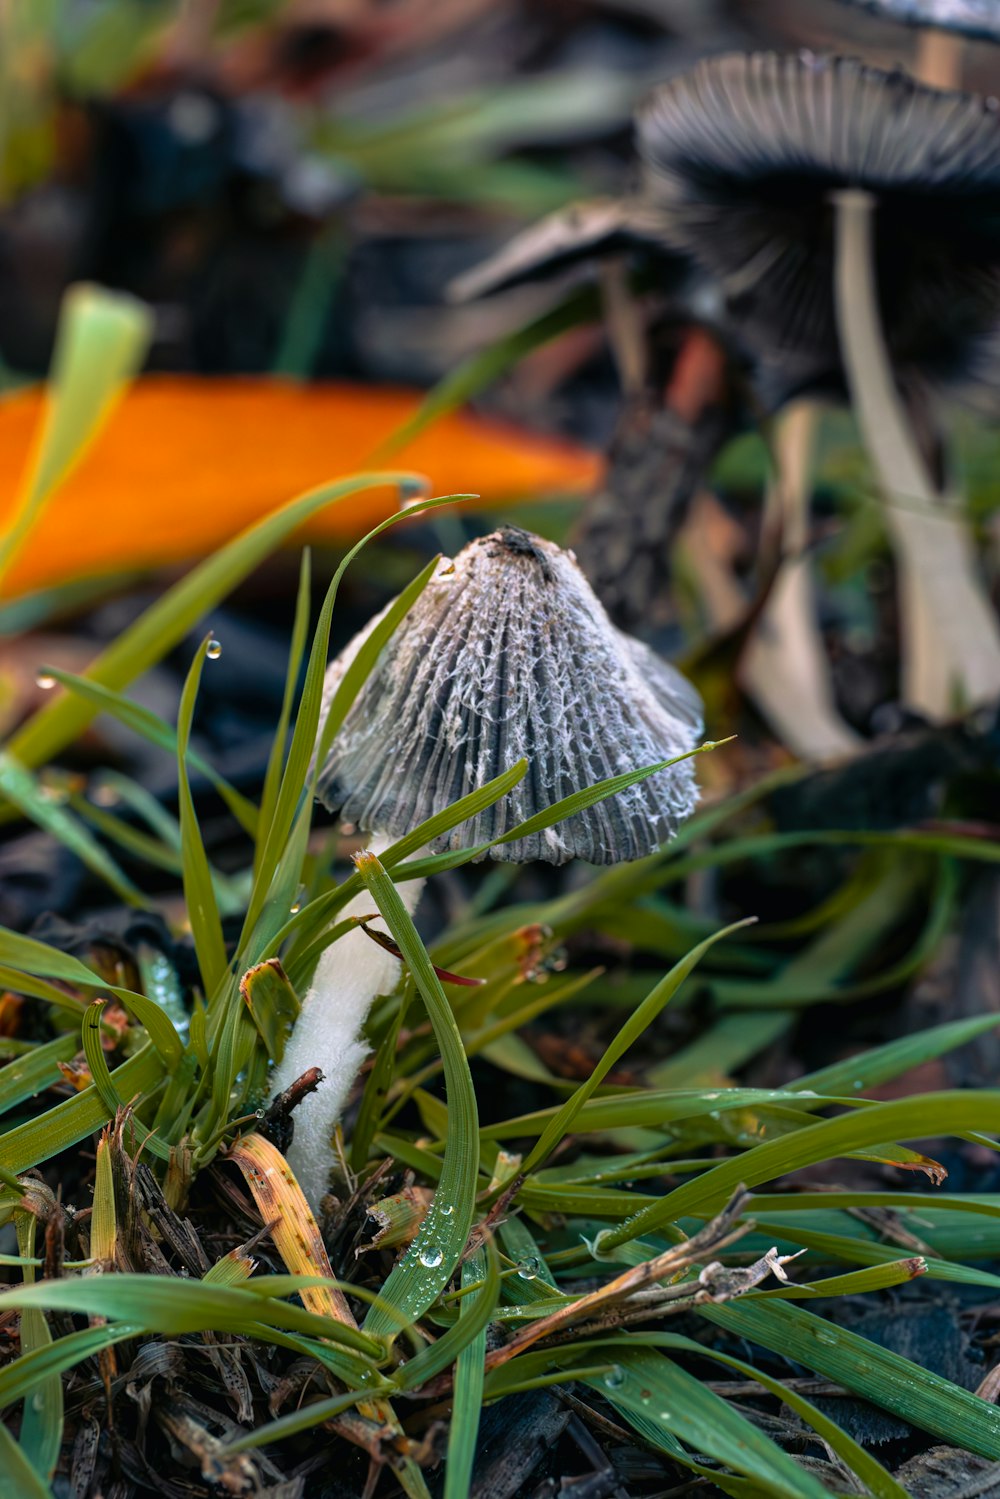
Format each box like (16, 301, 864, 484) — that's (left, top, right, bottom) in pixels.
(41, 666, 258, 838)
(0, 752, 144, 906)
(356, 851, 479, 1337)
(702, 1297, 1000, 1460)
(0, 1324, 139, 1410)
(0, 1276, 384, 1361)
(220, 1389, 382, 1454)
(0, 1421, 52, 1499)
(0, 283, 152, 592)
(256, 549, 312, 878)
(0, 1045, 165, 1175)
(633, 1332, 907, 1499)
(443, 1249, 490, 1499)
(177, 637, 228, 997)
(792, 1013, 1000, 1097)
(0, 1036, 78, 1116)
(13, 1211, 62, 1485)
(394, 1238, 500, 1390)
(520, 918, 754, 1177)
(375, 284, 599, 456)
(590, 1346, 830, 1499)
(7, 472, 438, 773)
(282, 760, 529, 976)
(595, 1091, 1000, 1255)
(0, 929, 182, 1066)
(80, 1002, 170, 1161)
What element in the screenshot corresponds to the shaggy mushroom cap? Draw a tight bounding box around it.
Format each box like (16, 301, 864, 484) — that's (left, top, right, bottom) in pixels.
(637, 52, 1000, 403)
(317, 528, 703, 865)
(447, 197, 687, 303)
(838, 0, 1000, 41)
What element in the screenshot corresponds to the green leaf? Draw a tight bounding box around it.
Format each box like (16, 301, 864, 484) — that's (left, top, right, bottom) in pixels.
(520, 918, 754, 1177)
(357, 851, 479, 1338)
(702, 1297, 1000, 1460)
(443, 1250, 490, 1499)
(0, 1036, 78, 1117)
(0, 752, 144, 906)
(0, 1421, 52, 1499)
(13, 1212, 62, 1484)
(0, 927, 182, 1066)
(80, 1002, 170, 1161)
(0, 1276, 384, 1364)
(394, 1238, 500, 1390)
(239, 959, 301, 1064)
(256, 548, 312, 878)
(40, 666, 258, 838)
(0, 1324, 138, 1411)
(584, 1346, 830, 1499)
(792, 1013, 1000, 1097)
(7, 472, 440, 774)
(0, 1045, 165, 1175)
(0, 282, 152, 592)
(595, 1091, 1000, 1255)
(177, 637, 229, 998)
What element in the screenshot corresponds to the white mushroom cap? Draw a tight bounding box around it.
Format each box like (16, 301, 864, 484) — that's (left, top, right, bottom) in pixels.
(317, 528, 703, 865)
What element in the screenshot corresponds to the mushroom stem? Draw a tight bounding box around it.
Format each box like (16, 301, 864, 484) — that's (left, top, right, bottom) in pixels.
(914, 26, 964, 88)
(270, 833, 427, 1208)
(743, 402, 862, 760)
(833, 187, 1000, 717)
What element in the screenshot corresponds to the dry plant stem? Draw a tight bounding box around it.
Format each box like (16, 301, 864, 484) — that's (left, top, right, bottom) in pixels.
(481, 1189, 754, 1375)
(269, 832, 427, 1208)
(833, 188, 1000, 717)
(743, 402, 862, 761)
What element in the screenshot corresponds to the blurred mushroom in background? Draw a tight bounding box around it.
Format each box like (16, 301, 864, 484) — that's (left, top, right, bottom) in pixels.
(641, 50, 1000, 722)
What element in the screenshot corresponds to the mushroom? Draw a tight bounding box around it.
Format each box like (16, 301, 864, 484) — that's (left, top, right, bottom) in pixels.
(271, 526, 703, 1203)
(638, 50, 1000, 721)
(449, 198, 744, 639)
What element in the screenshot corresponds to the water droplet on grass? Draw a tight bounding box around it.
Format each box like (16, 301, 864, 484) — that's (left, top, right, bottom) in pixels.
(419, 1245, 443, 1269)
(439, 1204, 454, 1217)
(517, 1256, 540, 1281)
(206, 639, 222, 660)
(603, 1365, 625, 1389)
(36, 673, 56, 690)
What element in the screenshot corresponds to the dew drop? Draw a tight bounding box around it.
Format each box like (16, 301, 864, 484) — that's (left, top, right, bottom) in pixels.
(206, 639, 222, 660)
(853, 1079, 864, 1091)
(639, 1388, 652, 1405)
(35, 673, 56, 690)
(439, 1203, 454, 1217)
(418, 1245, 443, 1269)
(31, 1392, 45, 1412)
(517, 1256, 540, 1282)
(398, 478, 429, 509)
(815, 1325, 838, 1345)
(603, 1365, 625, 1390)
(255, 1108, 266, 1119)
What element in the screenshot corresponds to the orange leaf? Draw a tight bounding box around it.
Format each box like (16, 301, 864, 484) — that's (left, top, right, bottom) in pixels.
(0, 376, 602, 597)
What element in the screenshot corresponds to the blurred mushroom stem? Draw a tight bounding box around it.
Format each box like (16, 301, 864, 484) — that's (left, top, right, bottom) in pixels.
(914, 26, 964, 88)
(742, 403, 862, 761)
(573, 325, 733, 634)
(270, 833, 427, 1208)
(833, 188, 1000, 718)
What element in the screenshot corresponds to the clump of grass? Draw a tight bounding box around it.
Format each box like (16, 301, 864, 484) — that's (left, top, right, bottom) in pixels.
(3, 289, 1000, 1498)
